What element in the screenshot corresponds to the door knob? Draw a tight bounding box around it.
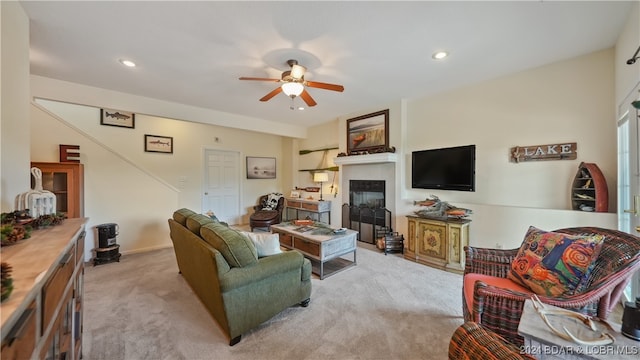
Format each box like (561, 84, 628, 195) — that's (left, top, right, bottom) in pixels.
(636, 226, 640, 233)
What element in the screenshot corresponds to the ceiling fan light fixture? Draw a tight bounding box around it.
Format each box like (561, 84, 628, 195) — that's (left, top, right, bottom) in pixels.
(432, 51, 449, 60)
(119, 59, 136, 67)
(281, 82, 304, 97)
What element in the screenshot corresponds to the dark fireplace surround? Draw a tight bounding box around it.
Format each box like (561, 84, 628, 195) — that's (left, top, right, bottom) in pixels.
(345, 180, 391, 243)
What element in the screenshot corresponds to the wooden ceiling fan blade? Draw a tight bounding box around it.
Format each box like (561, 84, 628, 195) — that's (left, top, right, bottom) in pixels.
(260, 87, 282, 102)
(300, 89, 317, 107)
(305, 81, 344, 92)
(239, 77, 281, 82)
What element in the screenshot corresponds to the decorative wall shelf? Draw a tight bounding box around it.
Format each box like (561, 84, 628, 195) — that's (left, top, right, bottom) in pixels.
(571, 162, 608, 212)
(333, 153, 397, 166)
(298, 166, 339, 172)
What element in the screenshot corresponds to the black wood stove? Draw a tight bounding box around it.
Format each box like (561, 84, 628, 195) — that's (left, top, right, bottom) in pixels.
(94, 223, 121, 266)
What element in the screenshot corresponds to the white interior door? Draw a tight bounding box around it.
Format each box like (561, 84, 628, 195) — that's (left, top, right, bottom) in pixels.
(203, 149, 241, 225)
(617, 86, 640, 302)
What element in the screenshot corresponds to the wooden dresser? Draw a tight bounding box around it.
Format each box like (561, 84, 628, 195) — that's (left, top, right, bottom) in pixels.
(405, 215, 470, 274)
(1, 218, 87, 360)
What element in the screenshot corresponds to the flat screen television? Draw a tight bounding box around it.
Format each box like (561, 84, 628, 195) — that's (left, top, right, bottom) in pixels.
(411, 145, 476, 191)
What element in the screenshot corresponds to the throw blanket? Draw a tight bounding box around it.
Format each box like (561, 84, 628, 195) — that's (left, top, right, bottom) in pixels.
(262, 193, 283, 210)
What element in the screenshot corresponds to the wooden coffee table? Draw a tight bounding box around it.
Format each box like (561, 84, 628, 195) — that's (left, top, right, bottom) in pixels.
(271, 224, 357, 279)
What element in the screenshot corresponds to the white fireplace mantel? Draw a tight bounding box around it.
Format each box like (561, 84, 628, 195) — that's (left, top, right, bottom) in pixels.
(333, 153, 398, 166)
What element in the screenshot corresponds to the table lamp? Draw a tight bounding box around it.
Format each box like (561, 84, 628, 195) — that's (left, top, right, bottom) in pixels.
(313, 172, 329, 201)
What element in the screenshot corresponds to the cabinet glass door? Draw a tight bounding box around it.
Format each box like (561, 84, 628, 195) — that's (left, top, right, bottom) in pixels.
(41, 171, 69, 214)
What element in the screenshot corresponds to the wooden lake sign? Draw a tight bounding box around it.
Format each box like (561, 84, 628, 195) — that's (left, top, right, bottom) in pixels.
(510, 142, 577, 163)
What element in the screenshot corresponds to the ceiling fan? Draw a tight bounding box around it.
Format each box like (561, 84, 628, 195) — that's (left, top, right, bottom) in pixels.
(239, 59, 344, 107)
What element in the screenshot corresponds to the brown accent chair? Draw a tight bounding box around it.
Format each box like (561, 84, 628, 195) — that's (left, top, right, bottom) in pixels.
(463, 227, 640, 346)
(249, 194, 285, 231)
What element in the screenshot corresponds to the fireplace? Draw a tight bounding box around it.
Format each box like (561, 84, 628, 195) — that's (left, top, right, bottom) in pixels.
(334, 153, 397, 244)
(349, 180, 386, 225)
(345, 180, 391, 243)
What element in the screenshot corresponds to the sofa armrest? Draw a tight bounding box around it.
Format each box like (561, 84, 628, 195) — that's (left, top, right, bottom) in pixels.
(464, 246, 519, 278)
(219, 251, 306, 291)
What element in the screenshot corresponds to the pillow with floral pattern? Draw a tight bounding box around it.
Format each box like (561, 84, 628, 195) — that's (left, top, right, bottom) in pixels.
(507, 226, 604, 297)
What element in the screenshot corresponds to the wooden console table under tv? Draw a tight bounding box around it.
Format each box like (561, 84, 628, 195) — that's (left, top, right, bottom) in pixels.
(405, 215, 470, 274)
(270, 223, 356, 279)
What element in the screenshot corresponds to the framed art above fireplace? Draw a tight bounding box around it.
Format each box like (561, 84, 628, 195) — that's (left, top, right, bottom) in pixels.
(346, 109, 389, 155)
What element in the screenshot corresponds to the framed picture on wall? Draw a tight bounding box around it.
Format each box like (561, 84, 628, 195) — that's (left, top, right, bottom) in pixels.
(246, 157, 276, 179)
(346, 109, 389, 155)
(100, 108, 135, 128)
(144, 134, 173, 153)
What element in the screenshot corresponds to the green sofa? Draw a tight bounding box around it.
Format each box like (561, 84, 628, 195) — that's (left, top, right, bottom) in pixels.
(168, 208, 312, 346)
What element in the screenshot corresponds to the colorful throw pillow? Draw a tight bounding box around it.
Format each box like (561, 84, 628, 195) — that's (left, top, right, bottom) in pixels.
(507, 226, 604, 297)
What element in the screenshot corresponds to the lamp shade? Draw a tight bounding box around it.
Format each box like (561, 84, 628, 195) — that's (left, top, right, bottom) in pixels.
(313, 172, 329, 183)
(281, 82, 304, 97)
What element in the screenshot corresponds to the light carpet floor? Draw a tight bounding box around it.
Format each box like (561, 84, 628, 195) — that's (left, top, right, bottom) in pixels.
(82, 242, 464, 360)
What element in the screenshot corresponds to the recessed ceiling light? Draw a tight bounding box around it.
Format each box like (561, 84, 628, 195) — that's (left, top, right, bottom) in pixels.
(119, 59, 136, 67)
(432, 51, 449, 60)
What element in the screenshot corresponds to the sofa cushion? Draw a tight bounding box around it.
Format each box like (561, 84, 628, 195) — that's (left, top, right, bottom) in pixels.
(507, 226, 604, 297)
(201, 222, 258, 267)
(173, 208, 197, 226)
(243, 232, 282, 257)
(464, 273, 532, 316)
(186, 214, 215, 235)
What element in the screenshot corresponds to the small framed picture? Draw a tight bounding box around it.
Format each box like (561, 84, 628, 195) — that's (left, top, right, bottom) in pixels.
(290, 190, 301, 198)
(100, 108, 135, 128)
(246, 156, 276, 179)
(144, 134, 173, 154)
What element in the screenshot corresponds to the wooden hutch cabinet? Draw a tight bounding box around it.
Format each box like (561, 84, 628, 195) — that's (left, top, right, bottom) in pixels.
(31, 162, 84, 218)
(405, 216, 470, 274)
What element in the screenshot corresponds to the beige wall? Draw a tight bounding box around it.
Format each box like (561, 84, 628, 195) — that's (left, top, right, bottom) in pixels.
(31, 97, 287, 259)
(301, 48, 621, 249)
(1, 2, 30, 212)
(400, 49, 618, 248)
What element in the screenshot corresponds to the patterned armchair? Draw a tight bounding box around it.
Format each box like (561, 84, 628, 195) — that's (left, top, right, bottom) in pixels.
(463, 227, 640, 346)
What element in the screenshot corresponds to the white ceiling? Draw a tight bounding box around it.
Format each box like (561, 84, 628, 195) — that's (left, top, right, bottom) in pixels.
(20, 1, 633, 128)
